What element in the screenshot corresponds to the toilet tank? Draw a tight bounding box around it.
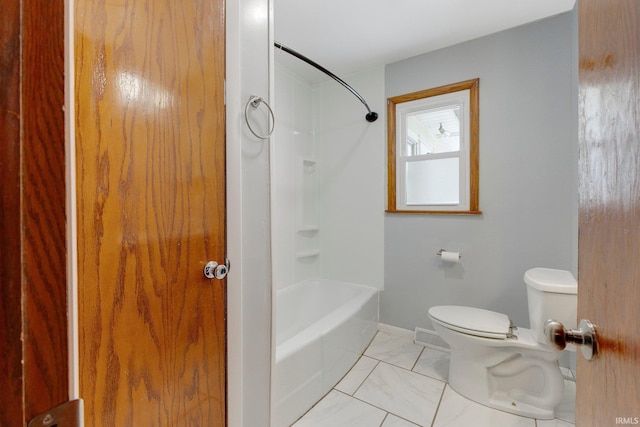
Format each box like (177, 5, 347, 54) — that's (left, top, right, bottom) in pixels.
(524, 268, 577, 345)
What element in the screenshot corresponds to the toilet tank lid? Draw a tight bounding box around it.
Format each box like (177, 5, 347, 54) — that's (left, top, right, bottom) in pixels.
(524, 268, 577, 294)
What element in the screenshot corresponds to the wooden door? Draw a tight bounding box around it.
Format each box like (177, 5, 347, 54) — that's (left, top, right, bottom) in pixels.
(0, 0, 68, 424)
(74, 0, 226, 425)
(577, 0, 640, 424)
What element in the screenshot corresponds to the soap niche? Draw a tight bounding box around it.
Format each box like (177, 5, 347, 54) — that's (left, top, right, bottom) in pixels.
(295, 158, 320, 265)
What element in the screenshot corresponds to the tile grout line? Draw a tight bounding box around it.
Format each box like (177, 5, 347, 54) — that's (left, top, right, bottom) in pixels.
(349, 357, 380, 396)
(334, 388, 421, 427)
(380, 412, 390, 427)
(410, 346, 427, 372)
(428, 383, 448, 427)
(373, 354, 448, 385)
(346, 358, 447, 426)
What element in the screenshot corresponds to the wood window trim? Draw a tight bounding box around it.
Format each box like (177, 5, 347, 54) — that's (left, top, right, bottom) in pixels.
(386, 78, 481, 215)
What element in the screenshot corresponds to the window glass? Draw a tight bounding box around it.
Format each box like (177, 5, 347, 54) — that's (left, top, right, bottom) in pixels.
(406, 157, 460, 205)
(406, 106, 460, 156)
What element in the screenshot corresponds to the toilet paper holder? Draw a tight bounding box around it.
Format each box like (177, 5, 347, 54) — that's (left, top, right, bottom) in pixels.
(436, 249, 461, 259)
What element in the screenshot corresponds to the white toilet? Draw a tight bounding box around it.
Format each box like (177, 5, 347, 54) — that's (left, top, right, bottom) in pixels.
(428, 268, 577, 419)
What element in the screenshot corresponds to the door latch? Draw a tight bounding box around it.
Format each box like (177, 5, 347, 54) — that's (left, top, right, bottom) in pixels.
(204, 258, 230, 280)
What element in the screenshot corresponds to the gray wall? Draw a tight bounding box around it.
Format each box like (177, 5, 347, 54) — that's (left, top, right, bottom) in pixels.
(382, 11, 578, 331)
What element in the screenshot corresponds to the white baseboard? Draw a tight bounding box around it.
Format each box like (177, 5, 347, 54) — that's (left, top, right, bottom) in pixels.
(377, 323, 415, 337)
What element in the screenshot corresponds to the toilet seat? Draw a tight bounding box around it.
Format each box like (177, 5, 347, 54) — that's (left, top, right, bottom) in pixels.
(428, 306, 512, 339)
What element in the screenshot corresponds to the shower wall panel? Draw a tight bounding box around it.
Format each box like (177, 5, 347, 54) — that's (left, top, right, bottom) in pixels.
(318, 67, 385, 289)
(273, 62, 320, 290)
(273, 61, 385, 291)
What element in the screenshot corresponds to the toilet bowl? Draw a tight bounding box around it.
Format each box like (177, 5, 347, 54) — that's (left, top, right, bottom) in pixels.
(428, 268, 577, 419)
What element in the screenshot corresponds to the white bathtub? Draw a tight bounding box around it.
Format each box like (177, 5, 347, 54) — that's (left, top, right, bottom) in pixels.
(272, 278, 379, 427)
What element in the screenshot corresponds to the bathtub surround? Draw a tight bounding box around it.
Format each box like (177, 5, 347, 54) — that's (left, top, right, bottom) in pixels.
(383, 10, 578, 332)
(318, 66, 386, 287)
(272, 58, 386, 425)
(272, 61, 385, 290)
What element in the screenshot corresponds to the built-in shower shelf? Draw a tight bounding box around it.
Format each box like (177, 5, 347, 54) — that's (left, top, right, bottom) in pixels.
(295, 250, 320, 259)
(298, 158, 318, 230)
(297, 225, 319, 233)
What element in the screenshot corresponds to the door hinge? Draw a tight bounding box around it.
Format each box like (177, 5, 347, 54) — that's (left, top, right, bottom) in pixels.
(29, 399, 83, 427)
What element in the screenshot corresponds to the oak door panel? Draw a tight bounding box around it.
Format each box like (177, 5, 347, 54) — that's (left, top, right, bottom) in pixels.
(75, 0, 226, 425)
(577, 0, 640, 424)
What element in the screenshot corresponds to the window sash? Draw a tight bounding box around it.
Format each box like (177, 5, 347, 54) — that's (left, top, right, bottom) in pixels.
(397, 151, 469, 210)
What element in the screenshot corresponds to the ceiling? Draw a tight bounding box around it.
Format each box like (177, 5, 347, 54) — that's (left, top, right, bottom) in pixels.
(274, 0, 576, 83)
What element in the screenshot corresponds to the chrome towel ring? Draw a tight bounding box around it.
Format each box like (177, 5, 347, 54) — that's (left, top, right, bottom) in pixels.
(244, 95, 275, 139)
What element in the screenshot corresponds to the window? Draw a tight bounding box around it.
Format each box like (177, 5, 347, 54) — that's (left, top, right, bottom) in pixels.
(387, 79, 480, 214)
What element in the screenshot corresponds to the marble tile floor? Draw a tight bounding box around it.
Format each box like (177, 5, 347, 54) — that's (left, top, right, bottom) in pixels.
(292, 330, 576, 427)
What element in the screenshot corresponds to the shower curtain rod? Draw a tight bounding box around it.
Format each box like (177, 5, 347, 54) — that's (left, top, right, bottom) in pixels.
(274, 41, 378, 122)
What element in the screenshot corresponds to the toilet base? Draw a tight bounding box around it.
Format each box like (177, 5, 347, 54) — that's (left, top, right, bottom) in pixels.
(447, 351, 564, 419)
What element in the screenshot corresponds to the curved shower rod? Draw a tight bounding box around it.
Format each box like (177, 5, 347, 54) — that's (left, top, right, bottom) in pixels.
(274, 41, 378, 123)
